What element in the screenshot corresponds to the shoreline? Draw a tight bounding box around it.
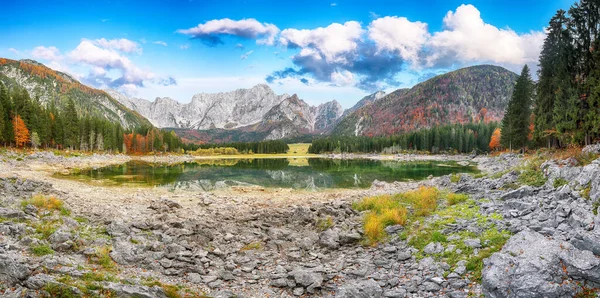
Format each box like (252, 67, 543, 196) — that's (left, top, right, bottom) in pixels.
(5, 149, 594, 297)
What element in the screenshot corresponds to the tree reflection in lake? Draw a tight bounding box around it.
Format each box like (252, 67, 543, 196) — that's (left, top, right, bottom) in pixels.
(58, 158, 479, 190)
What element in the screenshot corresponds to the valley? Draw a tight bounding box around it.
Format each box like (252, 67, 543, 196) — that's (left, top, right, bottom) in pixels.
(3, 0, 600, 297)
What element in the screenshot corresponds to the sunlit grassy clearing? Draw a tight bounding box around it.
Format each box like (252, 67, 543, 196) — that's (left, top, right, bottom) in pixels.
(354, 186, 440, 245)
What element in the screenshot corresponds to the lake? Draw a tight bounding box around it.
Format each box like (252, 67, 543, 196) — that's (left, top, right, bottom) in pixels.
(57, 158, 479, 190)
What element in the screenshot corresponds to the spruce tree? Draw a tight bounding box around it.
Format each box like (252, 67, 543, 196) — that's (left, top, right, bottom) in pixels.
(501, 65, 534, 151)
(534, 10, 572, 147)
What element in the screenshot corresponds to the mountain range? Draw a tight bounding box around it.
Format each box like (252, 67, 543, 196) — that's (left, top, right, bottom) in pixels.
(0, 58, 519, 143)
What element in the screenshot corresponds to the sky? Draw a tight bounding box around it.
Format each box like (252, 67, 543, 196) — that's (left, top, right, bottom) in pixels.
(1, 0, 573, 108)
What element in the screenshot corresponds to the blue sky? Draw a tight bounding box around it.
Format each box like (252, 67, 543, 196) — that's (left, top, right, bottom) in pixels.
(1, 0, 571, 107)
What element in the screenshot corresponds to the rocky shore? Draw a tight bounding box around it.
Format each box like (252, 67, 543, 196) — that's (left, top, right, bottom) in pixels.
(0, 150, 599, 297)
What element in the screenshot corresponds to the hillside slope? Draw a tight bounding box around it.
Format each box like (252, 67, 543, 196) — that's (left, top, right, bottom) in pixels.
(0, 58, 149, 129)
(333, 65, 518, 136)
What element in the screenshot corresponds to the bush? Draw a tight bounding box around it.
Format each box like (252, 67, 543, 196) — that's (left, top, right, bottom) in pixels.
(23, 195, 66, 212)
(450, 173, 461, 183)
(31, 244, 54, 256)
(553, 178, 568, 188)
(399, 186, 439, 216)
(447, 193, 469, 206)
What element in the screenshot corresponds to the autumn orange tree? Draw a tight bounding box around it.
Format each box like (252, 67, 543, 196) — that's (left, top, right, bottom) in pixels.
(13, 115, 30, 148)
(489, 128, 501, 151)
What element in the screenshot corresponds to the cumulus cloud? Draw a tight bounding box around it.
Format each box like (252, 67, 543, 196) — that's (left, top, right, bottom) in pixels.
(368, 16, 429, 65)
(69, 39, 156, 88)
(240, 50, 254, 60)
(154, 41, 168, 46)
(424, 4, 544, 68)
(266, 4, 544, 91)
(280, 21, 363, 63)
(31, 46, 62, 61)
(268, 21, 405, 91)
(177, 18, 280, 46)
(94, 38, 142, 54)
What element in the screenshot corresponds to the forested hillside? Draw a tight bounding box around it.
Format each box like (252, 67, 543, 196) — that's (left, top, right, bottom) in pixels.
(333, 65, 518, 137)
(309, 122, 499, 154)
(0, 58, 150, 129)
(0, 81, 184, 153)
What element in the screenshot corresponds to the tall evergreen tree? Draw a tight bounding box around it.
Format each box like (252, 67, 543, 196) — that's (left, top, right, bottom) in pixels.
(501, 65, 534, 151)
(63, 99, 79, 149)
(0, 83, 13, 145)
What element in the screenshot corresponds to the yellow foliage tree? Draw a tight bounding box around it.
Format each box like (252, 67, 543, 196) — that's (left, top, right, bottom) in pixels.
(13, 115, 30, 148)
(489, 128, 501, 151)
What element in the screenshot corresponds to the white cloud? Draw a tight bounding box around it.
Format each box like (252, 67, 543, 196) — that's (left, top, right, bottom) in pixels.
(279, 21, 363, 64)
(368, 16, 430, 65)
(31, 46, 62, 61)
(153, 41, 168, 46)
(180, 44, 190, 50)
(177, 18, 280, 46)
(331, 70, 355, 86)
(94, 38, 142, 54)
(8, 48, 20, 55)
(240, 50, 254, 60)
(424, 4, 544, 67)
(331, 2, 337, 6)
(69, 39, 154, 87)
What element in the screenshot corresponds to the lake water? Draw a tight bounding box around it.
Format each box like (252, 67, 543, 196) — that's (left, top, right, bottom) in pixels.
(57, 158, 478, 191)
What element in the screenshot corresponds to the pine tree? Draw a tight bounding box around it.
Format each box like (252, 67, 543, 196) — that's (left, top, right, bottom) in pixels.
(501, 65, 534, 151)
(0, 83, 13, 145)
(0, 100, 4, 144)
(534, 10, 572, 147)
(63, 99, 79, 149)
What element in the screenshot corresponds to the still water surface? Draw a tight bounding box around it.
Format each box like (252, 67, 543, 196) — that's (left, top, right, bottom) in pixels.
(57, 158, 478, 190)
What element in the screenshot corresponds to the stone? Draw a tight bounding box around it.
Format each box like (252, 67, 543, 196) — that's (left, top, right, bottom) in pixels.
(500, 186, 534, 200)
(383, 288, 407, 298)
(0, 252, 31, 286)
(318, 229, 340, 250)
(24, 274, 55, 289)
(480, 230, 600, 298)
(463, 238, 481, 248)
(104, 283, 168, 298)
(270, 278, 288, 287)
(397, 251, 412, 261)
(289, 269, 322, 293)
(423, 242, 444, 254)
(384, 225, 403, 234)
(187, 273, 202, 284)
(339, 231, 361, 244)
(423, 281, 441, 292)
(335, 279, 383, 298)
(292, 287, 304, 296)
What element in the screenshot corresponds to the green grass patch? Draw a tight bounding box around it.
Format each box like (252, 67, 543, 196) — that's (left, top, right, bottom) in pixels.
(582, 184, 592, 200)
(88, 246, 116, 271)
(31, 244, 54, 256)
(31, 220, 61, 240)
(240, 241, 263, 251)
(450, 173, 461, 183)
(316, 216, 334, 231)
(354, 186, 440, 245)
(518, 166, 547, 187)
(553, 178, 568, 188)
(447, 193, 469, 206)
(42, 283, 80, 298)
